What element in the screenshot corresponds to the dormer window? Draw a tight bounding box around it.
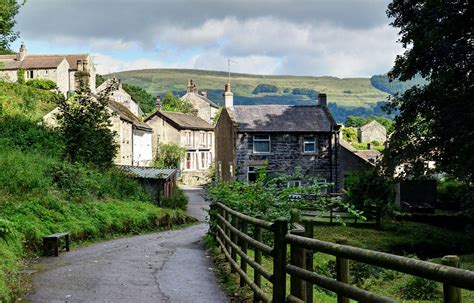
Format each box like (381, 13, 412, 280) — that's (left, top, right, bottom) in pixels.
(303, 136, 316, 153)
(253, 134, 270, 153)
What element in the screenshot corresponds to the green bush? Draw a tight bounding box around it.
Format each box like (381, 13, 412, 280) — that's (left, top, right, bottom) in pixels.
(154, 143, 186, 169)
(160, 188, 188, 210)
(25, 79, 57, 90)
(438, 177, 472, 210)
(399, 276, 440, 300)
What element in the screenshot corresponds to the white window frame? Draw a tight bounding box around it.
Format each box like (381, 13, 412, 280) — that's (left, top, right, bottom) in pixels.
(287, 180, 302, 188)
(303, 136, 317, 153)
(314, 179, 328, 194)
(247, 166, 259, 182)
(27, 70, 34, 79)
(253, 134, 271, 154)
(200, 131, 205, 147)
(185, 131, 192, 146)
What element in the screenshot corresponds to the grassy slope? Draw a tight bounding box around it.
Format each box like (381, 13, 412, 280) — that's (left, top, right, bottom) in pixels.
(0, 83, 192, 301)
(109, 68, 389, 108)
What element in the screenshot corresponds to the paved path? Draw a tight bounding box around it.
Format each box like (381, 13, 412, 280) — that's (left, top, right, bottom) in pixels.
(26, 187, 228, 303)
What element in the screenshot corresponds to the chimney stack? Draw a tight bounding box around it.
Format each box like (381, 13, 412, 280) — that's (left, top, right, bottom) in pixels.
(187, 79, 195, 93)
(155, 96, 162, 111)
(82, 59, 89, 71)
(77, 60, 84, 72)
(16, 42, 27, 61)
(318, 93, 327, 107)
(223, 83, 233, 108)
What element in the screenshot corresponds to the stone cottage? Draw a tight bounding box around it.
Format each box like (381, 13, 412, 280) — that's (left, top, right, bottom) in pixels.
(180, 79, 220, 124)
(97, 78, 144, 117)
(358, 120, 386, 143)
(0, 43, 96, 95)
(43, 81, 153, 167)
(145, 101, 215, 185)
(214, 83, 342, 192)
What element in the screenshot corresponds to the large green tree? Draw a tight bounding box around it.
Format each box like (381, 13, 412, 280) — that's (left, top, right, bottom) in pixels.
(0, 0, 24, 54)
(384, 0, 473, 182)
(56, 82, 118, 168)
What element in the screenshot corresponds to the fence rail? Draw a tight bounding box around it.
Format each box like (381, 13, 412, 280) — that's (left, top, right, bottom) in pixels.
(209, 202, 474, 303)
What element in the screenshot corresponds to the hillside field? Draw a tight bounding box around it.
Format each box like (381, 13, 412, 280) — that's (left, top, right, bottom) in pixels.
(108, 69, 390, 109)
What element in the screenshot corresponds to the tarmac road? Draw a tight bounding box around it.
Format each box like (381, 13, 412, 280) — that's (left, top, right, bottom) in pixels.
(26, 187, 228, 303)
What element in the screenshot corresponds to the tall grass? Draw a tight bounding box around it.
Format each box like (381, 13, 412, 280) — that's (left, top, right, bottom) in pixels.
(0, 97, 192, 301)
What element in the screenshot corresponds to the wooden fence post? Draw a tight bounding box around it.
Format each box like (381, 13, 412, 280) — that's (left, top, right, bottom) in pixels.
(304, 219, 314, 303)
(272, 218, 288, 303)
(336, 238, 350, 303)
(254, 216, 263, 303)
(231, 215, 238, 272)
(290, 228, 306, 301)
(225, 210, 231, 256)
(441, 255, 462, 303)
(219, 207, 225, 253)
(240, 220, 248, 287)
(209, 203, 216, 240)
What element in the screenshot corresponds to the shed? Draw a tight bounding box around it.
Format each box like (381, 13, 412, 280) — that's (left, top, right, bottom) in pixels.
(119, 166, 177, 203)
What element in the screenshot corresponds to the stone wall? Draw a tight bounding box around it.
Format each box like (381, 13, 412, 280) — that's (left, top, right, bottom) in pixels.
(234, 132, 341, 191)
(358, 121, 386, 143)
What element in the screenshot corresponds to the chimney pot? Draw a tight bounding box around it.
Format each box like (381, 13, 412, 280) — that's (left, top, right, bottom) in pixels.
(318, 93, 327, 107)
(156, 96, 162, 111)
(223, 83, 234, 108)
(17, 42, 27, 61)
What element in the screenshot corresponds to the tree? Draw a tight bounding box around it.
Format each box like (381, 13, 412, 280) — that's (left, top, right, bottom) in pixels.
(0, 0, 24, 54)
(161, 92, 196, 114)
(95, 74, 105, 87)
(56, 81, 118, 168)
(384, 0, 473, 182)
(154, 143, 186, 169)
(122, 83, 156, 114)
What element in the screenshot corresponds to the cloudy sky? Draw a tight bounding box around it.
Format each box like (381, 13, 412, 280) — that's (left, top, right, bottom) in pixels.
(13, 0, 403, 77)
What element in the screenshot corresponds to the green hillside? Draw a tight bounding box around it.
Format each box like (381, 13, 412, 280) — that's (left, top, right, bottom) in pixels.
(108, 69, 390, 109)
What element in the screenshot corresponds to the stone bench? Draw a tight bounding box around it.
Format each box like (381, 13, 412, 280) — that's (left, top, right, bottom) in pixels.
(43, 232, 70, 257)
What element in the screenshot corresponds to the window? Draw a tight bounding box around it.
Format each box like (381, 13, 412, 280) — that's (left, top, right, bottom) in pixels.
(200, 152, 207, 169)
(253, 135, 270, 153)
(247, 166, 257, 182)
(303, 136, 316, 153)
(208, 133, 213, 147)
(185, 131, 192, 146)
(314, 179, 327, 194)
(27, 70, 34, 79)
(200, 132, 205, 146)
(186, 152, 192, 170)
(287, 180, 302, 188)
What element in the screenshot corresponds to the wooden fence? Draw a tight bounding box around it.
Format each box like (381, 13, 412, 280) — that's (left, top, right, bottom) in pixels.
(209, 202, 474, 303)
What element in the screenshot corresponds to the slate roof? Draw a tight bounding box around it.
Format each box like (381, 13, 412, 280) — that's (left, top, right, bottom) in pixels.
(228, 105, 335, 132)
(145, 110, 214, 131)
(181, 92, 219, 108)
(0, 56, 67, 70)
(0, 54, 89, 70)
(339, 139, 381, 166)
(119, 166, 177, 180)
(360, 120, 384, 131)
(108, 100, 152, 131)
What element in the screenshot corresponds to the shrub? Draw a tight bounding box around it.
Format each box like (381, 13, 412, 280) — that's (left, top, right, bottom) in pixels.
(438, 177, 473, 210)
(399, 276, 439, 300)
(252, 84, 278, 94)
(25, 79, 57, 90)
(160, 188, 188, 210)
(341, 127, 358, 143)
(154, 143, 186, 169)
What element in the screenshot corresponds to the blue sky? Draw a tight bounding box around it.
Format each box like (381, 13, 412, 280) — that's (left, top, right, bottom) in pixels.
(13, 0, 403, 77)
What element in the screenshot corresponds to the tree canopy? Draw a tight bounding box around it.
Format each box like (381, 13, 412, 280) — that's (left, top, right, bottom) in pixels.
(56, 82, 117, 168)
(384, 0, 473, 182)
(0, 0, 24, 54)
(161, 92, 196, 114)
(122, 83, 156, 114)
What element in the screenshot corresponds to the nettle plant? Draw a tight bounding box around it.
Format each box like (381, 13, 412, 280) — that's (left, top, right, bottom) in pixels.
(207, 167, 363, 222)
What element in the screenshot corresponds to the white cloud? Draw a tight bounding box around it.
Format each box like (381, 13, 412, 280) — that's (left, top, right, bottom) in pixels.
(93, 54, 166, 74)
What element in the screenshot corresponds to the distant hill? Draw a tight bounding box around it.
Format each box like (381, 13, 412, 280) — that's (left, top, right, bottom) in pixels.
(370, 74, 428, 95)
(106, 68, 390, 109)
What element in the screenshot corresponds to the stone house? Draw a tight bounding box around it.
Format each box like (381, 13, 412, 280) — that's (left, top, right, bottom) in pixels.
(180, 79, 220, 124)
(339, 139, 381, 188)
(358, 120, 386, 143)
(145, 104, 215, 185)
(43, 90, 153, 167)
(215, 83, 342, 192)
(0, 43, 96, 95)
(97, 78, 144, 117)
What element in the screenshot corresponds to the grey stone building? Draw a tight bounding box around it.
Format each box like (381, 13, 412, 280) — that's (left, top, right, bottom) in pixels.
(358, 120, 387, 143)
(215, 84, 342, 192)
(180, 79, 220, 124)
